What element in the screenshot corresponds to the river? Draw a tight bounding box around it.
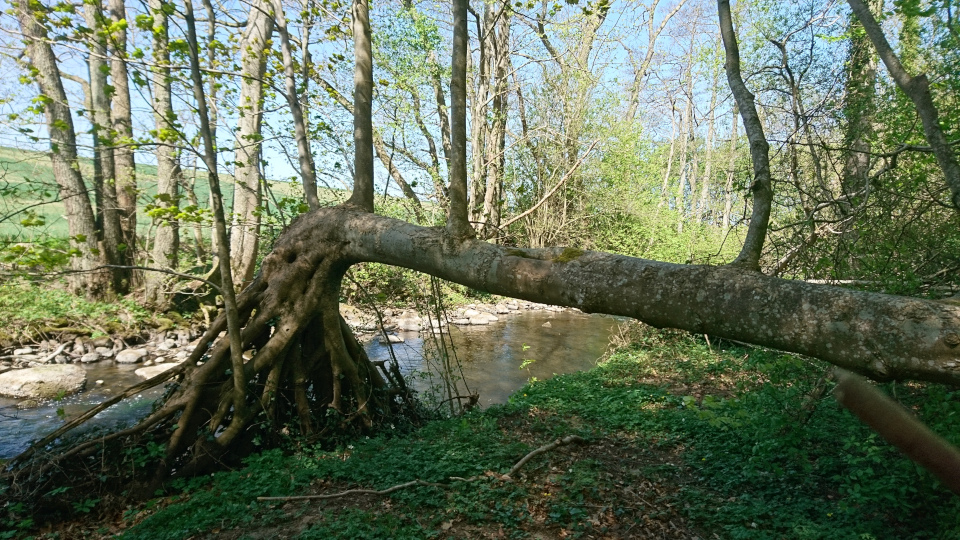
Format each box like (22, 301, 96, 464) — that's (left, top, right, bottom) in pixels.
(0, 310, 621, 458)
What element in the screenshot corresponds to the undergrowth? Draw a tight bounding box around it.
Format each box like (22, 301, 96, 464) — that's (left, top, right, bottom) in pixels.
(24, 325, 960, 539)
(0, 279, 153, 345)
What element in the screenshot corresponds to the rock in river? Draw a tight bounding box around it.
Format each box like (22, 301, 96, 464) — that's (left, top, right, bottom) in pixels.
(0, 364, 86, 399)
(135, 363, 180, 379)
(116, 348, 148, 364)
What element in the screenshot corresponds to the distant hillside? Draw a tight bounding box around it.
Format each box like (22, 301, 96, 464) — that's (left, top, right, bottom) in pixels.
(0, 146, 339, 241)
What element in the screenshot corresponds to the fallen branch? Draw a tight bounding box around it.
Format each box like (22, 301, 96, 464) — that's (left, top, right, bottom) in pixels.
(257, 434, 588, 502)
(507, 435, 586, 478)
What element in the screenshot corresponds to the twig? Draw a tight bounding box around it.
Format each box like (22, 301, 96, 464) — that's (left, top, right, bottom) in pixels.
(507, 435, 586, 477)
(257, 434, 589, 502)
(498, 140, 600, 230)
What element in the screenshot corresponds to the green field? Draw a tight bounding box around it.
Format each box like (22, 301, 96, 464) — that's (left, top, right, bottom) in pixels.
(0, 146, 333, 242)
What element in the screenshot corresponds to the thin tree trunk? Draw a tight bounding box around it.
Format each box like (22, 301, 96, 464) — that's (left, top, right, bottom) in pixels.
(316, 78, 424, 217)
(108, 0, 137, 286)
(182, 0, 246, 416)
(447, 0, 473, 237)
(346, 0, 375, 211)
(697, 67, 719, 224)
(17, 0, 106, 298)
(146, 0, 183, 304)
(468, 25, 488, 225)
(83, 0, 123, 294)
(676, 50, 696, 233)
(230, 0, 274, 287)
(184, 161, 206, 264)
(723, 105, 739, 233)
(840, 3, 878, 215)
(273, 0, 320, 210)
(658, 105, 679, 209)
(847, 0, 960, 210)
(718, 0, 773, 270)
(481, 8, 510, 237)
(430, 51, 453, 166)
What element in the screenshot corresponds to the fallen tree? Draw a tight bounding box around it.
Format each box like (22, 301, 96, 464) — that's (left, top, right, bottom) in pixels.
(8, 206, 960, 496)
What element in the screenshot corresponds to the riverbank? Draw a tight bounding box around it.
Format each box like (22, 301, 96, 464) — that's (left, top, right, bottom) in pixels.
(21, 325, 959, 539)
(0, 275, 573, 405)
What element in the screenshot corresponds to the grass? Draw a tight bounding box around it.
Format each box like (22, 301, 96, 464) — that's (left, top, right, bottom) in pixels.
(0, 279, 155, 344)
(87, 324, 960, 540)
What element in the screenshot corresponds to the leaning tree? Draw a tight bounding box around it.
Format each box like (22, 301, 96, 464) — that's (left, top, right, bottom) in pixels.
(6, 0, 960, 503)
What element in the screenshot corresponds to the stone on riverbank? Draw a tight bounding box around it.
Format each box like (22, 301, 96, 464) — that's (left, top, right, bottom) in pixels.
(135, 363, 179, 379)
(0, 364, 86, 399)
(116, 348, 148, 364)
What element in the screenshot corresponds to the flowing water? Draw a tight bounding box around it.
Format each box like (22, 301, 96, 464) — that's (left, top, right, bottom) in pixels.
(0, 311, 621, 458)
(365, 310, 622, 406)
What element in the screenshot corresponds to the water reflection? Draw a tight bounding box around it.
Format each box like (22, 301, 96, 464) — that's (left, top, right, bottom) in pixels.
(365, 310, 621, 406)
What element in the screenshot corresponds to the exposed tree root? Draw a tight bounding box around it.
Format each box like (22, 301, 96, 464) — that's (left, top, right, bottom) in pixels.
(4, 226, 417, 504)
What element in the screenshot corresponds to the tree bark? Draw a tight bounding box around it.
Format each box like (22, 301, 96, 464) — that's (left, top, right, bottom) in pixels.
(316, 77, 424, 218)
(718, 0, 773, 270)
(846, 0, 960, 211)
(17, 0, 107, 298)
(146, 0, 183, 305)
(480, 6, 510, 238)
(840, 3, 878, 216)
(723, 105, 739, 233)
(447, 0, 473, 237)
(696, 66, 719, 224)
(230, 0, 274, 288)
(322, 209, 960, 383)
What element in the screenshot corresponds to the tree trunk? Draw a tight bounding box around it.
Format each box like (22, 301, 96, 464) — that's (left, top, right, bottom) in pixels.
(16, 205, 960, 496)
(17, 0, 107, 299)
(274, 0, 320, 211)
(696, 66, 719, 225)
(146, 0, 183, 305)
(447, 0, 472, 237)
(229, 0, 274, 287)
(83, 0, 124, 294)
(718, 0, 773, 270)
(108, 0, 137, 288)
(346, 0, 375, 212)
(847, 0, 960, 211)
(723, 105, 739, 233)
(840, 2, 879, 216)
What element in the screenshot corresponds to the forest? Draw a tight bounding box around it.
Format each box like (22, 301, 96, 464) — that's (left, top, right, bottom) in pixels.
(1, 0, 960, 536)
